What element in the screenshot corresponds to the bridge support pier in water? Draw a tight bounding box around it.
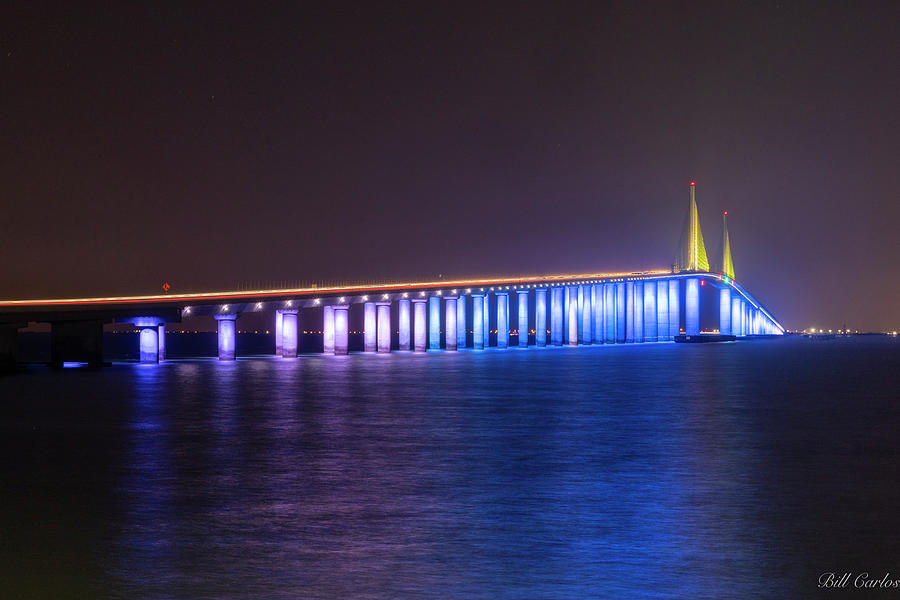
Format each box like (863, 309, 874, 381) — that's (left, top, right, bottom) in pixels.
(456, 295, 466, 349)
(535, 288, 547, 347)
(398, 299, 411, 351)
(323, 306, 335, 354)
(720, 288, 732, 336)
(685, 278, 700, 336)
(281, 310, 298, 358)
(215, 315, 237, 361)
(517, 290, 529, 347)
(644, 281, 657, 342)
(471, 294, 485, 350)
(377, 302, 391, 353)
(413, 299, 427, 352)
(333, 305, 349, 354)
(633, 281, 643, 343)
(550, 287, 563, 346)
(657, 282, 669, 341)
(445, 297, 457, 351)
(428, 297, 440, 350)
(496, 292, 509, 349)
(364, 302, 377, 353)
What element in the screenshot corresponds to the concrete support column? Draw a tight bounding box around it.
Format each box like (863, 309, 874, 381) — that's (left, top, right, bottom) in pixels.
(483, 293, 490, 348)
(364, 302, 377, 352)
(158, 324, 166, 361)
(215, 315, 237, 361)
(731, 296, 742, 337)
(428, 296, 441, 350)
(412, 299, 427, 352)
(495, 293, 508, 348)
(275, 310, 284, 356)
(333, 306, 349, 355)
(625, 282, 635, 343)
(592, 285, 603, 344)
(581, 285, 591, 344)
(685, 278, 700, 335)
(604, 283, 615, 343)
(615, 282, 626, 343)
(656, 281, 669, 341)
(668, 280, 680, 338)
(471, 294, 485, 350)
(719, 288, 732, 336)
(550, 287, 564, 346)
(398, 299, 411, 351)
(139, 326, 159, 363)
(517, 290, 529, 347)
(445, 297, 458, 351)
(281, 310, 299, 357)
(535, 288, 548, 347)
(644, 281, 658, 342)
(567, 287, 578, 346)
(376, 302, 391, 353)
(576, 286, 584, 343)
(456, 295, 467, 349)
(634, 281, 644, 343)
(323, 305, 335, 354)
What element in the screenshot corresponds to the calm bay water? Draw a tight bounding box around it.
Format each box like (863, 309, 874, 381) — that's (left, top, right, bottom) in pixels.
(1, 337, 899, 599)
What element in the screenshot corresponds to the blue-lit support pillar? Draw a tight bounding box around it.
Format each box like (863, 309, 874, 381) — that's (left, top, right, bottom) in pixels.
(731, 296, 742, 338)
(158, 324, 166, 361)
(615, 283, 626, 343)
(604, 283, 615, 343)
(275, 310, 284, 356)
(333, 306, 349, 355)
(685, 278, 700, 336)
(535, 288, 547, 347)
(563, 287, 570, 341)
(719, 287, 732, 336)
(429, 296, 441, 350)
(668, 280, 680, 338)
(445, 297, 458, 351)
(625, 282, 635, 343)
(634, 281, 644, 343)
(323, 306, 335, 354)
(483, 293, 490, 348)
(363, 302, 377, 352)
(398, 299, 411, 351)
(456, 295, 466, 349)
(497, 293, 509, 349)
(576, 286, 584, 343)
(592, 285, 603, 344)
(566, 287, 578, 346)
(581, 285, 591, 344)
(139, 326, 159, 363)
(412, 299, 427, 352)
(517, 290, 529, 347)
(657, 281, 669, 341)
(215, 315, 237, 361)
(471, 294, 485, 350)
(282, 310, 298, 357)
(376, 302, 391, 353)
(644, 281, 657, 342)
(550, 287, 564, 346)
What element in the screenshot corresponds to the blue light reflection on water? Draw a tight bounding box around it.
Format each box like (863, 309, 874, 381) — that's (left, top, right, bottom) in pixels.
(2, 338, 900, 598)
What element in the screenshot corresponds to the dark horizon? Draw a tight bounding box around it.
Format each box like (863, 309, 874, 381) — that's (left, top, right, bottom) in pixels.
(2, 2, 897, 331)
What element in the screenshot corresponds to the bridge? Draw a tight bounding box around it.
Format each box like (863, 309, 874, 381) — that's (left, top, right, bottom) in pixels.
(0, 182, 783, 369)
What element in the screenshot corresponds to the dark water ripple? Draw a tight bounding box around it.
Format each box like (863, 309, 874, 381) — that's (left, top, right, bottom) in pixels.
(1, 337, 899, 599)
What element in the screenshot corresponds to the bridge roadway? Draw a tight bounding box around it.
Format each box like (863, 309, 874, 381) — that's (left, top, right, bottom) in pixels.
(0, 269, 783, 369)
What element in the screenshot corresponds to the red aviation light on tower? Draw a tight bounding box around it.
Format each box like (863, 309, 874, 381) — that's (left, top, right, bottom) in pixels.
(690, 180, 695, 187)
(724, 210, 728, 215)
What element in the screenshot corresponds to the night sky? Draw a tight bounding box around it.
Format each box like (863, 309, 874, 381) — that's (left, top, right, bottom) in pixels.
(2, 2, 897, 330)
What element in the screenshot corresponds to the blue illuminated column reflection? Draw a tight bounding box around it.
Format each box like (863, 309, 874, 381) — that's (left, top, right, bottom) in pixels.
(139, 326, 159, 363)
(719, 288, 732, 335)
(412, 299, 427, 352)
(496, 293, 509, 348)
(517, 290, 529, 347)
(275, 310, 284, 356)
(668, 280, 680, 338)
(604, 283, 615, 343)
(581, 285, 591, 344)
(657, 280, 669, 341)
(158, 324, 166, 361)
(323, 306, 335, 354)
(456, 295, 466, 349)
(685, 278, 700, 335)
(567, 287, 578, 346)
(377, 302, 391, 353)
(550, 287, 563, 346)
(615, 283, 625, 343)
(445, 297, 458, 351)
(592, 285, 603, 344)
(398, 299, 411, 351)
(535, 288, 547, 347)
(333, 306, 349, 354)
(281, 310, 298, 357)
(634, 281, 644, 343)
(644, 281, 657, 342)
(471, 294, 484, 350)
(428, 296, 441, 350)
(215, 315, 237, 361)
(364, 302, 377, 352)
